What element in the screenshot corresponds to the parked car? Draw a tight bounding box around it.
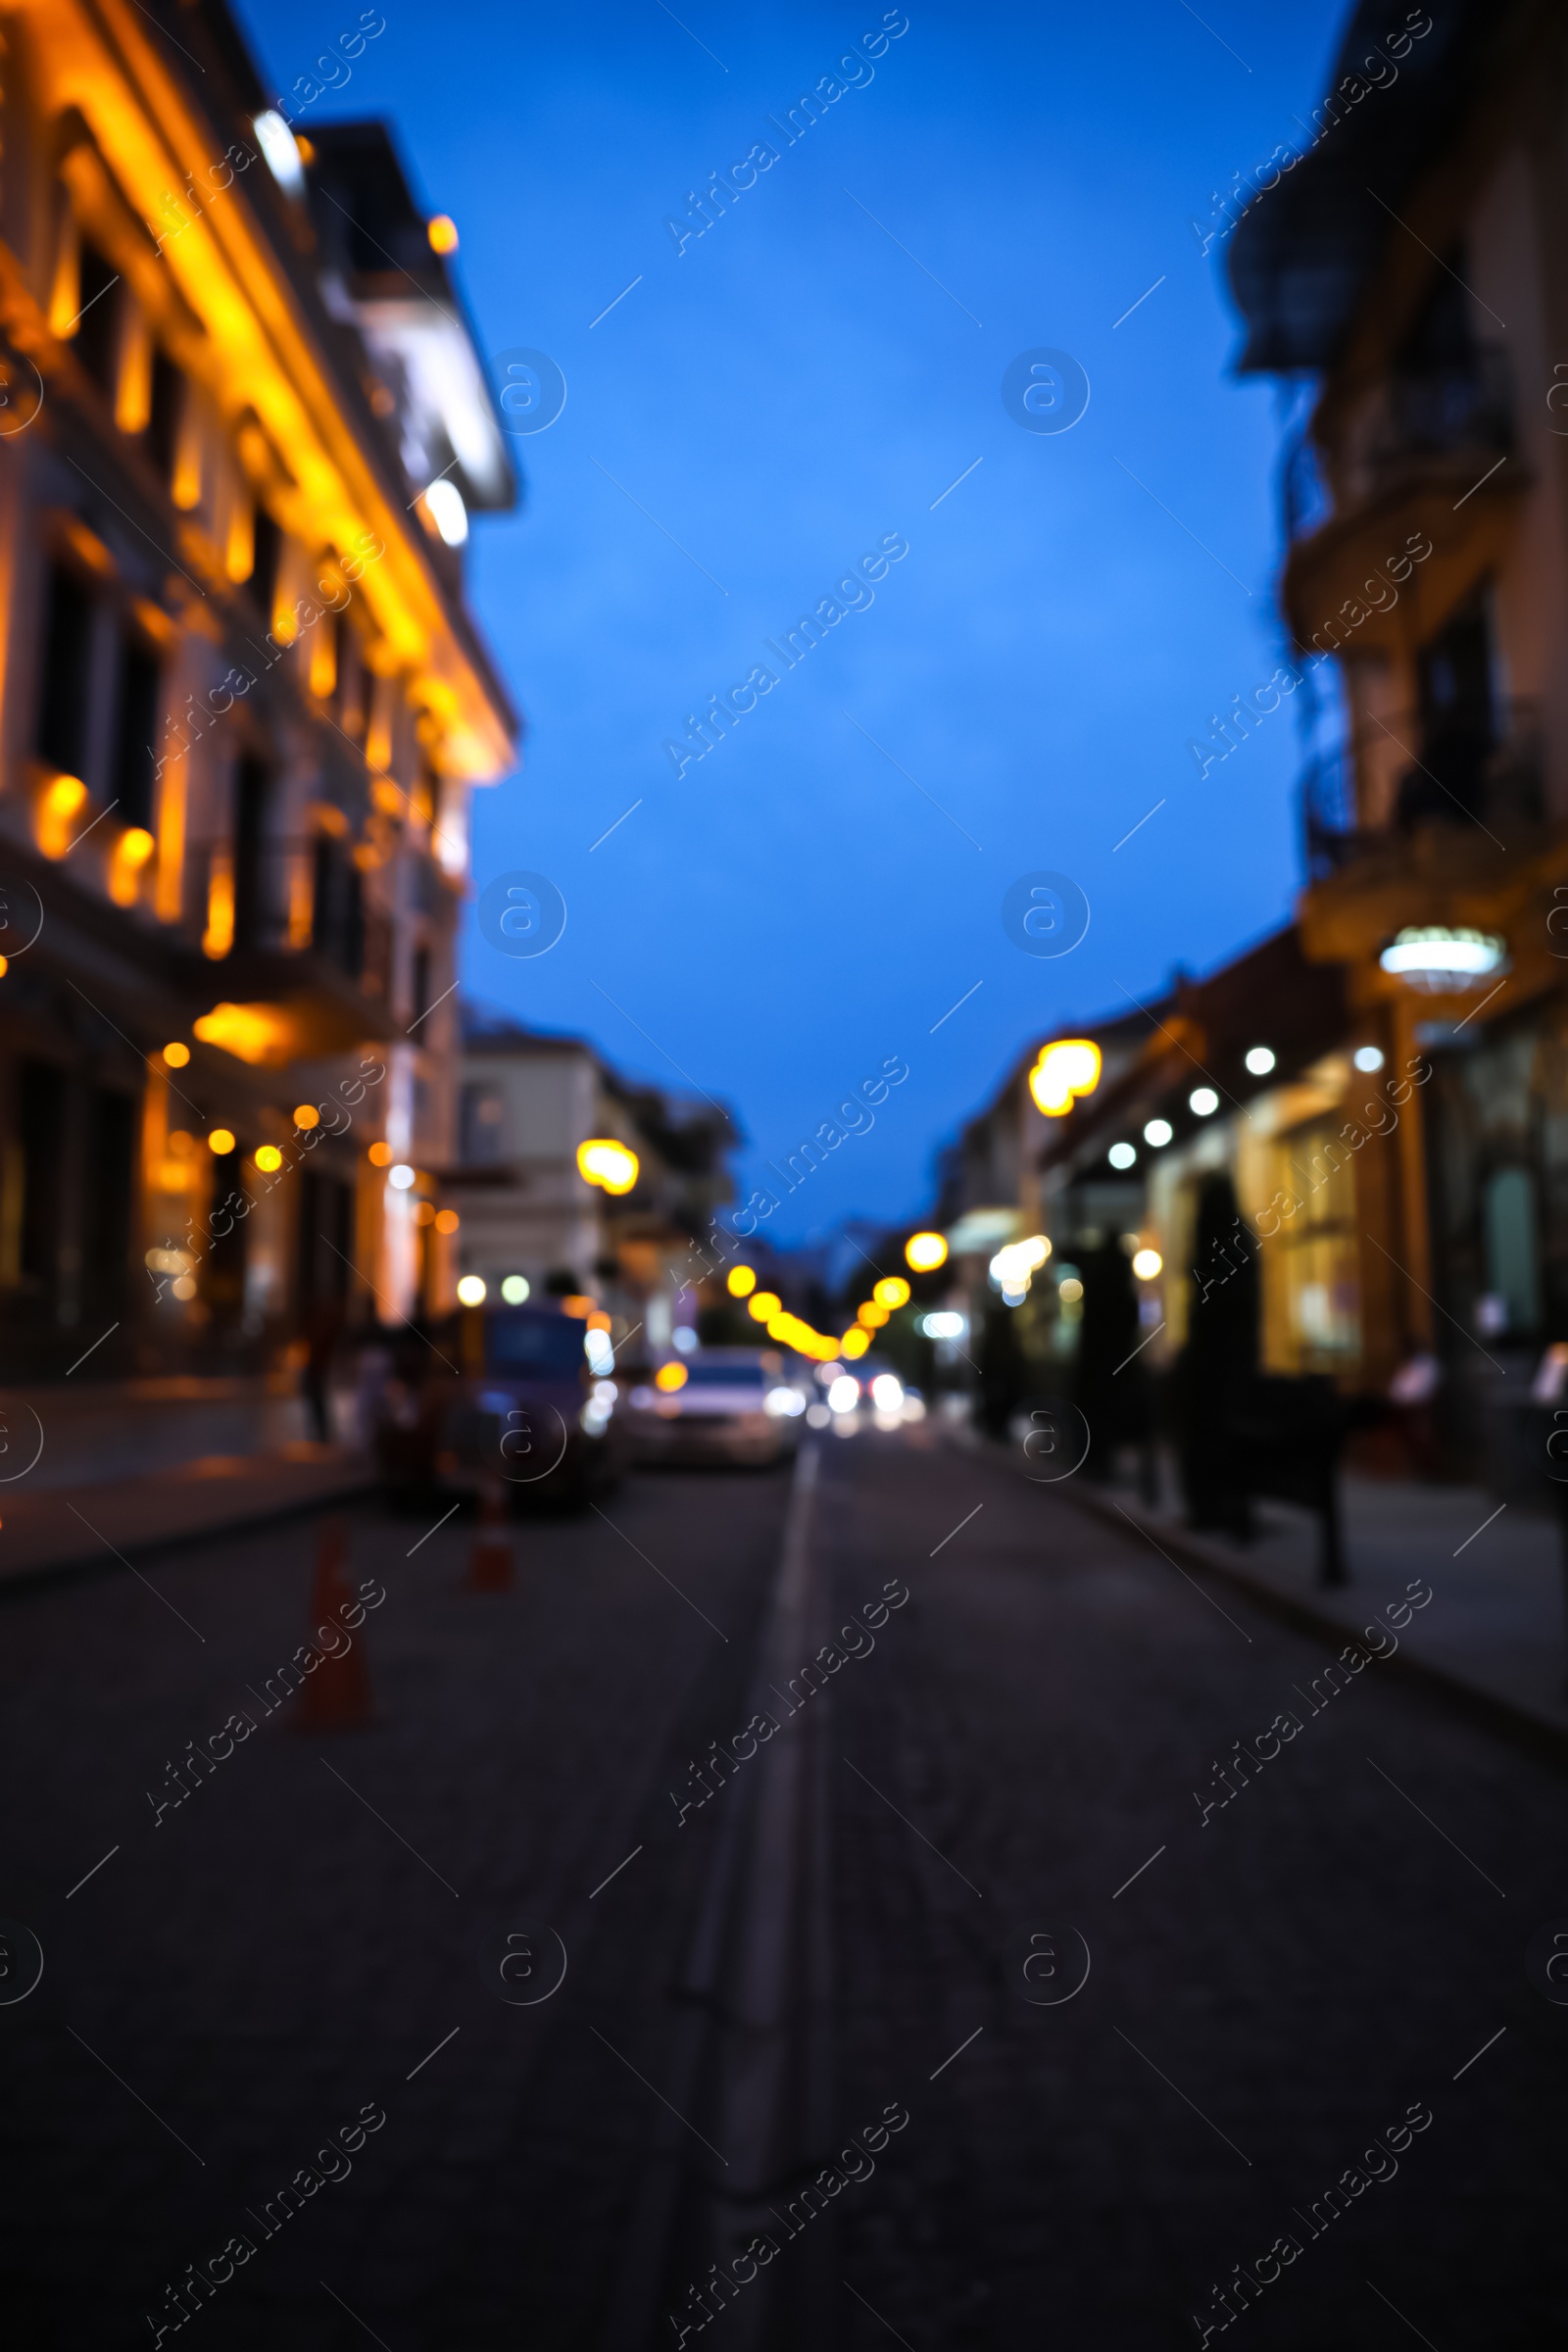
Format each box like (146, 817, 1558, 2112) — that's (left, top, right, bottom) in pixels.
(372, 1304, 625, 1512)
(623, 1348, 806, 1468)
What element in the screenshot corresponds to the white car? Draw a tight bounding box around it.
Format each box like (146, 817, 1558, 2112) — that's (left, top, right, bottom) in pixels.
(624, 1348, 806, 1467)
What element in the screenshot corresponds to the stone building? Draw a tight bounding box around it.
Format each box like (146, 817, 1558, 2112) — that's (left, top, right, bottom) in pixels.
(0, 0, 516, 1381)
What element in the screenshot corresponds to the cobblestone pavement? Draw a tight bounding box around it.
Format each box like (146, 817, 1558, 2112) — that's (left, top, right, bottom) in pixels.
(0, 1467, 791, 2349)
(1, 1429, 1562, 2349)
(825, 1427, 1566, 2352)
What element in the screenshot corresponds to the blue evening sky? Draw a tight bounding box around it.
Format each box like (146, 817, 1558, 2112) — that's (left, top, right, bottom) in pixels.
(235, 0, 1346, 1242)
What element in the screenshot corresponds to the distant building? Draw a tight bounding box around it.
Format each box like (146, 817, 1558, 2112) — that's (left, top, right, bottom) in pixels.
(1228, 0, 1568, 1469)
(936, 928, 1353, 1381)
(0, 1, 516, 1378)
(450, 1006, 737, 1348)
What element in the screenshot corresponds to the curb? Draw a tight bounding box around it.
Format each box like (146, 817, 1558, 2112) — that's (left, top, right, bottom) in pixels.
(0, 1471, 377, 1603)
(944, 1423, 1568, 1776)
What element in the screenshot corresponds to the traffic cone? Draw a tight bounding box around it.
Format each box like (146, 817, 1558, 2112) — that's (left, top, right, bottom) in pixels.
(466, 1478, 513, 1592)
(294, 1515, 375, 1730)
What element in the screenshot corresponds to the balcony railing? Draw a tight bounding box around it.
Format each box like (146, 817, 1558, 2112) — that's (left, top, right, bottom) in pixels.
(1284, 347, 1515, 545)
(1369, 345, 1514, 476)
(182, 835, 391, 997)
(1299, 700, 1544, 879)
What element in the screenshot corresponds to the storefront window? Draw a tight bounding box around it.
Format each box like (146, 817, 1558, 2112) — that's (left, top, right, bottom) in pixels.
(1263, 1118, 1360, 1371)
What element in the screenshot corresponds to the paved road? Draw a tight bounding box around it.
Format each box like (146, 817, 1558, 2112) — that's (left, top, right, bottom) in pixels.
(0, 1424, 1561, 2348)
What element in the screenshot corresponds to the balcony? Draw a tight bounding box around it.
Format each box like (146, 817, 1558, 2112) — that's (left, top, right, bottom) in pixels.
(181, 836, 394, 1055)
(1299, 700, 1545, 881)
(1281, 349, 1524, 659)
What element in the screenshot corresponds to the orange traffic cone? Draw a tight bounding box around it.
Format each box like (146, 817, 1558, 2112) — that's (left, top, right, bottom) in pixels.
(294, 1516, 376, 1730)
(466, 1478, 513, 1592)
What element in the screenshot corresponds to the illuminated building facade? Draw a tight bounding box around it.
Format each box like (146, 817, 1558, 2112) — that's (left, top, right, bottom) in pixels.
(1230, 0, 1568, 1470)
(0, 0, 516, 1376)
(453, 1006, 737, 1348)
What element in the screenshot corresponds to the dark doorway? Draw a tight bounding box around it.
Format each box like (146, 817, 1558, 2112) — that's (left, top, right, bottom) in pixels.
(205, 1145, 248, 1326)
(297, 1172, 353, 1312)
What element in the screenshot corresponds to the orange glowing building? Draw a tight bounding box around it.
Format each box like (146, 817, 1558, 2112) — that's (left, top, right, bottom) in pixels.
(0, 0, 517, 1377)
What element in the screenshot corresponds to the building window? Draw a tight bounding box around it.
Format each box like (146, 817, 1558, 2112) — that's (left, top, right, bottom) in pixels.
(74, 239, 122, 394)
(1262, 1119, 1360, 1371)
(337, 623, 366, 738)
(113, 633, 162, 830)
(461, 1083, 505, 1165)
(232, 757, 272, 951)
(250, 506, 282, 627)
(36, 563, 94, 776)
(312, 834, 364, 975)
(146, 349, 183, 487)
(1481, 1165, 1541, 1335)
(411, 943, 430, 1029)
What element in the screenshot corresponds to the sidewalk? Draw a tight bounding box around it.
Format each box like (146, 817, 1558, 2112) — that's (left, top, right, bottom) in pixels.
(0, 1371, 327, 1494)
(947, 1414, 1568, 1761)
(0, 1442, 374, 1589)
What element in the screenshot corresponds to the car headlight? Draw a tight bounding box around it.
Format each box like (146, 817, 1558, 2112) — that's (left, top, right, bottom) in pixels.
(580, 1399, 612, 1437)
(764, 1386, 806, 1417)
